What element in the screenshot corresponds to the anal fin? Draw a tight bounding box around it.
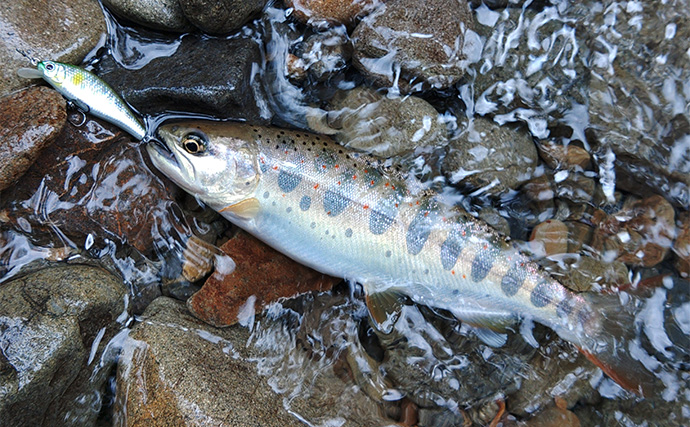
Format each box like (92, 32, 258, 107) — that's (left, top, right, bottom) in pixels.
(364, 286, 406, 334)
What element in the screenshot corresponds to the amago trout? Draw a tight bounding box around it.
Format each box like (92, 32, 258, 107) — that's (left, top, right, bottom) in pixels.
(147, 120, 654, 395)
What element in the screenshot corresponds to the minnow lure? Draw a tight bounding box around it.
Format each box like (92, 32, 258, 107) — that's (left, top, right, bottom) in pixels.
(18, 61, 146, 140)
(148, 120, 656, 396)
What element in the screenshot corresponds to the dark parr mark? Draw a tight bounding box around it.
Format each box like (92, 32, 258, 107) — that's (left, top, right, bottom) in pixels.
(369, 198, 398, 235)
(440, 228, 469, 270)
(471, 244, 500, 282)
(278, 170, 301, 193)
(345, 228, 353, 238)
(300, 195, 311, 211)
(501, 263, 527, 296)
(323, 190, 349, 217)
(530, 280, 553, 308)
(406, 205, 438, 255)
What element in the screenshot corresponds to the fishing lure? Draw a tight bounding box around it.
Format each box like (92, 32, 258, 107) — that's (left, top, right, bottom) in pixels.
(18, 60, 146, 140)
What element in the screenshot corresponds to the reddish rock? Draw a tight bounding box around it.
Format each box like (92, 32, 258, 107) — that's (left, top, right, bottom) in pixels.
(285, 0, 378, 27)
(0, 86, 67, 191)
(537, 142, 591, 170)
(526, 398, 580, 427)
(188, 230, 341, 327)
(530, 219, 569, 257)
(2, 118, 182, 253)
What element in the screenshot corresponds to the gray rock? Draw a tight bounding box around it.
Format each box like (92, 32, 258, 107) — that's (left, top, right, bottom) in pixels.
(569, 0, 690, 208)
(442, 117, 538, 195)
(351, 0, 475, 93)
(469, 5, 589, 137)
(0, 265, 127, 427)
(0, 0, 106, 97)
(0, 87, 66, 191)
(114, 296, 389, 426)
(101, 0, 192, 32)
(178, 0, 267, 34)
(323, 87, 448, 157)
(289, 28, 351, 81)
(95, 35, 270, 122)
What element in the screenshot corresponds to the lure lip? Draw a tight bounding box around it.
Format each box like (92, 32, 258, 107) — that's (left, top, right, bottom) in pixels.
(16, 67, 44, 79)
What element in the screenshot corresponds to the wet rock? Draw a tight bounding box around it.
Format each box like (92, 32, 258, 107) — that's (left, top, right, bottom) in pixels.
(555, 256, 629, 293)
(322, 87, 448, 157)
(101, 0, 192, 32)
(530, 219, 568, 257)
(0, 87, 66, 191)
(442, 118, 538, 196)
(507, 340, 598, 418)
(286, 0, 378, 27)
(478, 207, 511, 237)
(537, 142, 591, 171)
(352, 0, 475, 93)
(95, 35, 270, 122)
(115, 296, 390, 426)
(582, 1, 690, 207)
(0, 0, 106, 97)
(555, 173, 595, 204)
(0, 265, 127, 426)
(595, 195, 676, 268)
(674, 213, 690, 278)
(574, 391, 685, 427)
(417, 407, 466, 427)
(526, 399, 580, 427)
(470, 5, 589, 136)
(1, 118, 182, 254)
(524, 174, 555, 202)
(178, 0, 267, 34)
(114, 297, 302, 427)
(187, 230, 340, 327)
(288, 28, 351, 81)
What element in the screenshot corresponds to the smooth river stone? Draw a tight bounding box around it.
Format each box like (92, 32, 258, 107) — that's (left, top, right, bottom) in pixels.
(0, 86, 66, 191)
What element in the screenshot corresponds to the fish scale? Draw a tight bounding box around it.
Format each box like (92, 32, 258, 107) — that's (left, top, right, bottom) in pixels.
(148, 121, 656, 396)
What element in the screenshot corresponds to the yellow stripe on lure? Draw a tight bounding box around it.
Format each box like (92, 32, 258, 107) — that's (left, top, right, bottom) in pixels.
(18, 61, 146, 140)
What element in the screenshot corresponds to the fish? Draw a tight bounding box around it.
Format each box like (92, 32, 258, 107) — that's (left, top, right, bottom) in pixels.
(147, 120, 656, 396)
(17, 61, 146, 140)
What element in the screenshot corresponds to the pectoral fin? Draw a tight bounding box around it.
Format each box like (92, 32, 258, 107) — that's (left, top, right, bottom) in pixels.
(220, 198, 260, 219)
(364, 286, 406, 334)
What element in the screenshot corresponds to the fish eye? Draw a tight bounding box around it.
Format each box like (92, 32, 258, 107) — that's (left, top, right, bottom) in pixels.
(182, 134, 205, 155)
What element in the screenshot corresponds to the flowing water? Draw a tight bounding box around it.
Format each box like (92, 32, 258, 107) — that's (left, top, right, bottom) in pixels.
(1, 0, 689, 425)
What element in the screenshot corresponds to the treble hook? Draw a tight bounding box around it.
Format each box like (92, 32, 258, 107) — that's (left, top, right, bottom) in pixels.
(67, 109, 87, 127)
(15, 48, 39, 66)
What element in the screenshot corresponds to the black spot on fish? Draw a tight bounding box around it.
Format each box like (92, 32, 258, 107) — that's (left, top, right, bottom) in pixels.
(369, 198, 397, 235)
(263, 191, 270, 199)
(310, 222, 316, 229)
(501, 263, 527, 296)
(530, 280, 553, 308)
(300, 196, 311, 211)
(278, 170, 301, 193)
(424, 269, 429, 275)
(556, 297, 575, 319)
(440, 228, 468, 270)
(323, 190, 349, 217)
(345, 228, 353, 238)
(471, 244, 500, 282)
(286, 207, 292, 213)
(260, 160, 269, 173)
(385, 250, 392, 258)
(406, 205, 437, 255)
(452, 289, 460, 295)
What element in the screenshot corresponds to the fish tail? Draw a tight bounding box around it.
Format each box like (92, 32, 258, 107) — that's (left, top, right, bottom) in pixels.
(568, 294, 660, 397)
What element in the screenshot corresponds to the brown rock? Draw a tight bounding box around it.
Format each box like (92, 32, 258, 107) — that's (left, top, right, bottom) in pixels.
(187, 230, 341, 327)
(559, 256, 630, 293)
(673, 213, 690, 278)
(352, 0, 475, 92)
(530, 220, 569, 257)
(0, 86, 66, 191)
(1, 118, 182, 253)
(537, 142, 591, 170)
(565, 221, 594, 254)
(526, 400, 580, 427)
(286, 0, 378, 27)
(523, 175, 555, 202)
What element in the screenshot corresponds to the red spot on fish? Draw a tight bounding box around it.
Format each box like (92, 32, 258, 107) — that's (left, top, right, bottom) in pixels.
(284, 150, 288, 154)
(483, 244, 488, 250)
(451, 270, 455, 275)
(322, 165, 327, 169)
(395, 203, 399, 208)
(337, 181, 341, 185)
(385, 182, 390, 187)
(353, 175, 357, 179)
(462, 274, 466, 279)
(273, 166, 278, 170)
(391, 185, 396, 190)
(462, 230, 466, 236)
(314, 184, 319, 189)
(416, 201, 420, 205)
(363, 205, 369, 209)
(364, 169, 368, 173)
(370, 180, 375, 185)
(424, 212, 429, 217)
(335, 164, 339, 169)
(327, 211, 331, 215)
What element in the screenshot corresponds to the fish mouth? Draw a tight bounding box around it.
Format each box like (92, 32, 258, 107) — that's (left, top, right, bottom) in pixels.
(146, 139, 178, 170)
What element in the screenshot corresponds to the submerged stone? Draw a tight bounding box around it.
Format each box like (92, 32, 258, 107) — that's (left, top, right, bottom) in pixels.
(101, 0, 193, 32)
(178, 0, 267, 34)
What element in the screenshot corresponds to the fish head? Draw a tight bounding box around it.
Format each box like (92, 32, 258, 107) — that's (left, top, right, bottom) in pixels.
(149, 121, 261, 211)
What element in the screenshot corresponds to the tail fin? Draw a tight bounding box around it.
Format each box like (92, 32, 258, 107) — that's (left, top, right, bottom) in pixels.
(569, 293, 666, 397)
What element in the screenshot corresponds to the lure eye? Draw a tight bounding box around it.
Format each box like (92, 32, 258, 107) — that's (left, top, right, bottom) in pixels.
(182, 134, 205, 155)
(45, 63, 55, 71)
